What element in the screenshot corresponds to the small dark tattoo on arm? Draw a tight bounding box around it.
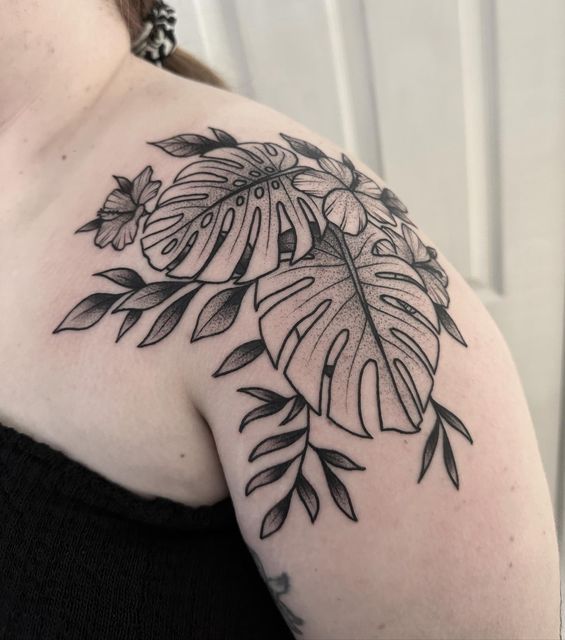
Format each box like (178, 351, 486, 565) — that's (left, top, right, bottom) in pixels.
(55, 127, 472, 539)
(248, 548, 304, 635)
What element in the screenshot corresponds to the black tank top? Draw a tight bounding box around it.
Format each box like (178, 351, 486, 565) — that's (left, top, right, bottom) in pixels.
(0, 421, 293, 639)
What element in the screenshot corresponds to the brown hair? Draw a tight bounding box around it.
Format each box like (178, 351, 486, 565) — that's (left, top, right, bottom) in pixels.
(116, 0, 226, 88)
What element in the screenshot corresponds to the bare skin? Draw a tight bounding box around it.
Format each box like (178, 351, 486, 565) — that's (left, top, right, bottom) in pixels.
(0, 1, 560, 638)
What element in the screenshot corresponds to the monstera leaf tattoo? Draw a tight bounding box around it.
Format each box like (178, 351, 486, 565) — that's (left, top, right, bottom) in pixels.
(256, 227, 440, 437)
(142, 140, 325, 282)
(55, 127, 472, 539)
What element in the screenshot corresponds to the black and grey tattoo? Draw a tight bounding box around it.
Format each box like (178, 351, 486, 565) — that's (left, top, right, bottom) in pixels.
(55, 128, 472, 539)
(249, 548, 304, 635)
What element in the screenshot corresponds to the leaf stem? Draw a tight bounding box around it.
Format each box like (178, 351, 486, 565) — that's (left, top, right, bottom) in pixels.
(296, 407, 312, 477)
(328, 223, 391, 382)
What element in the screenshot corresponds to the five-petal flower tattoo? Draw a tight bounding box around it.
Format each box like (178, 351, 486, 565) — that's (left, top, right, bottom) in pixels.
(78, 166, 161, 250)
(292, 154, 408, 234)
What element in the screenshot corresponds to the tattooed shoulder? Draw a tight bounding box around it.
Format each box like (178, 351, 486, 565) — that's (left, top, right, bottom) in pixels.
(54, 127, 472, 540)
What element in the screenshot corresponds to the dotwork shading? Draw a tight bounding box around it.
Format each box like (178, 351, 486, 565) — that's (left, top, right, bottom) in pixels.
(55, 128, 472, 539)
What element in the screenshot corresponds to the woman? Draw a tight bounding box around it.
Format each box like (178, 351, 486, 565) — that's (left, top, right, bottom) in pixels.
(0, 1, 560, 638)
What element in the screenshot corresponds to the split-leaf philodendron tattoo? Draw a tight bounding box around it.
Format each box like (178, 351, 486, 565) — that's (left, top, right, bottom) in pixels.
(55, 128, 472, 539)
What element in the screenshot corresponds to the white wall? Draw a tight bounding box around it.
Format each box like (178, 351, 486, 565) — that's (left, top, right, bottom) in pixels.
(173, 0, 565, 541)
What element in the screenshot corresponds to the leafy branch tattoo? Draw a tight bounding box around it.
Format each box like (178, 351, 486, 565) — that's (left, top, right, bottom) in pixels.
(55, 127, 472, 539)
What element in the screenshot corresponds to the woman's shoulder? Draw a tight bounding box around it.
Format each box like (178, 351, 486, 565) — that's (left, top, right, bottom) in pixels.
(84, 65, 560, 636)
(9, 61, 554, 636)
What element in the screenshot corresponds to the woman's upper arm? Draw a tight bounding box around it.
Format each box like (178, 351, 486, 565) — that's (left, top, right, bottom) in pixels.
(174, 108, 561, 639)
(182, 107, 559, 639)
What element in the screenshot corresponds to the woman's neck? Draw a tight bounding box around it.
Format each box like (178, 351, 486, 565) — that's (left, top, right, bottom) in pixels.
(0, 0, 132, 160)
